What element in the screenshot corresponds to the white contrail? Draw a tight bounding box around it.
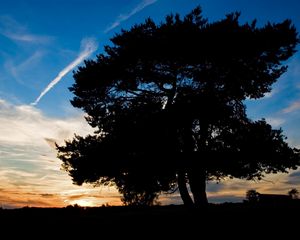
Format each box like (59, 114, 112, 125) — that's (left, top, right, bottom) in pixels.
(104, 0, 158, 33)
(31, 1, 157, 106)
(31, 38, 98, 106)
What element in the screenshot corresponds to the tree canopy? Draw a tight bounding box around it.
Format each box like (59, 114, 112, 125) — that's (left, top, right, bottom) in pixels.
(57, 6, 300, 207)
(288, 188, 299, 199)
(246, 189, 259, 203)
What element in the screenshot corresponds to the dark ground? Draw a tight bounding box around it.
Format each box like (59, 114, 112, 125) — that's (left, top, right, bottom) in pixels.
(1, 203, 299, 237)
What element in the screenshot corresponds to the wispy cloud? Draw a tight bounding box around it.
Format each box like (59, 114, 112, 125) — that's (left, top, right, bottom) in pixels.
(263, 89, 278, 99)
(282, 101, 300, 113)
(285, 170, 300, 185)
(104, 0, 158, 33)
(0, 15, 53, 44)
(265, 117, 285, 127)
(0, 99, 93, 146)
(0, 99, 118, 208)
(4, 32, 52, 44)
(206, 172, 295, 202)
(287, 56, 300, 79)
(30, 0, 157, 106)
(280, 56, 300, 90)
(4, 50, 44, 84)
(31, 38, 98, 106)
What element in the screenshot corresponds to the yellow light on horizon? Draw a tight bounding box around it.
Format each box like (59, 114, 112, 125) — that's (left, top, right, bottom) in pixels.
(69, 199, 96, 207)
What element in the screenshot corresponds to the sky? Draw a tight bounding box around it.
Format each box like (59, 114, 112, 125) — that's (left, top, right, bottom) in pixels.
(0, 0, 300, 208)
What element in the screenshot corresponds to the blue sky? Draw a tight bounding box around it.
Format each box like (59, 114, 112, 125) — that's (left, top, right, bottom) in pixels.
(0, 0, 300, 208)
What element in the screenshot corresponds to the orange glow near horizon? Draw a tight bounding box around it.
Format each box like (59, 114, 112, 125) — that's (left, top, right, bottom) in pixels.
(0, 183, 123, 208)
(1, 152, 299, 209)
(1, 170, 299, 208)
(69, 199, 101, 207)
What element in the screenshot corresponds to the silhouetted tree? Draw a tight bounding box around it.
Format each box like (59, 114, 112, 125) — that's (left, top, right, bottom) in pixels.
(58, 134, 176, 206)
(57, 6, 300, 207)
(288, 188, 299, 199)
(246, 190, 260, 203)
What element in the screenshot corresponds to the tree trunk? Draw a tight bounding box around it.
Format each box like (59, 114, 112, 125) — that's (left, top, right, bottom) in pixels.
(186, 119, 209, 207)
(177, 170, 194, 207)
(188, 168, 208, 207)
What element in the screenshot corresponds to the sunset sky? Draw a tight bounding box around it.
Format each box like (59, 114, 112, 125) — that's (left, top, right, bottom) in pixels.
(1, 0, 300, 208)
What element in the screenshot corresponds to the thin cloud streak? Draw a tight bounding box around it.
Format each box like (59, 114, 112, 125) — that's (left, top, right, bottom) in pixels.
(5, 50, 44, 84)
(31, 38, 98, 106)
(0, 15, 53, 44)
(104, 0, 158, 33)
(265, 117, 285, 127)
(3, 32, 52, 44)
(31, 0, 157, 105)
(282, 101, 300, 113)
(263, 89, 278, 99)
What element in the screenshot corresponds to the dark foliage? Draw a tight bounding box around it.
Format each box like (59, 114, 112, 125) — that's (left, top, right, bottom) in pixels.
(246, 189, 260, 203)
(288, 188, 299, 199)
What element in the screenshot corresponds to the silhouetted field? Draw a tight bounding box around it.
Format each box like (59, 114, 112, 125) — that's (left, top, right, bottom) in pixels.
(1, 203, 299, 237)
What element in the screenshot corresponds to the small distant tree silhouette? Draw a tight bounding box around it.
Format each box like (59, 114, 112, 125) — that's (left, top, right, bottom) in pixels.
(57, 6, 300, 207)
(246, 190, 260, 203)
(288, 188, 299, 199)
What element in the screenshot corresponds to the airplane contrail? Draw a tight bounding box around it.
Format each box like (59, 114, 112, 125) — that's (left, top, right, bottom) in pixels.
(31, 1, 157, 106)
(31, 37, 98, 106)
